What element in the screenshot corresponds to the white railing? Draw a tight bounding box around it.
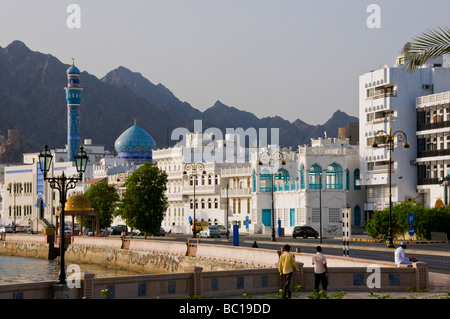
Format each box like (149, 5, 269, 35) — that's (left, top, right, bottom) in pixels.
(220, 166, 252, 177)
(220, 188, 252, 197)
(417, 91, 450, 107)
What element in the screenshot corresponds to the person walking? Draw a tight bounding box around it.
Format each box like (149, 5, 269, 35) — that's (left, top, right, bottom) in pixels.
(278, 244, 299, 299)
(312, 246, 328, 291)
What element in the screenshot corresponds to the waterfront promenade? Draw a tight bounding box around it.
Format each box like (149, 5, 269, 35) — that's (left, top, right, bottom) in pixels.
(0, 232, 446, 299)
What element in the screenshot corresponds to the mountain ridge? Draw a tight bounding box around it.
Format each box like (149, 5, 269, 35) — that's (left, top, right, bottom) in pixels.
(0, 40, 358, 162)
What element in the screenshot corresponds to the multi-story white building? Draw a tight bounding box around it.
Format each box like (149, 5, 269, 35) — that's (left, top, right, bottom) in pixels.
(153, 133, 365, 236)
(416, 91, 450, 207)
(0, 139, 109, 231)
(359, 50, 450, 216)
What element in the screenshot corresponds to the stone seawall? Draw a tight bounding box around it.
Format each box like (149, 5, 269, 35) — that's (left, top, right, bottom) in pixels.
(0, 235, 257, 274)
(64, 244, 256, 274)
(0, 241, 57, 260)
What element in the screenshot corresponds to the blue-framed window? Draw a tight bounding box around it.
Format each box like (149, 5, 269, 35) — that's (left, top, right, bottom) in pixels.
(309, 164, 322, 190)
(345, 169, 350, 190)
(326, 163, 343, 190)
(354, 168, 361, 190)
(260, 168, 272, 192)
(275, 168, 290, 184)
(300, 164, 305, 189)
(252, 170, 256, 192)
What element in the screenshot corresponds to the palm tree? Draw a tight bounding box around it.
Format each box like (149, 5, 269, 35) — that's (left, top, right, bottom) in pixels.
(404, 27, 450, 72)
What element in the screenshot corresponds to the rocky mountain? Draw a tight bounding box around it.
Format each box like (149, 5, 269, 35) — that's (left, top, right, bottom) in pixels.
(0, 40, 358, 162)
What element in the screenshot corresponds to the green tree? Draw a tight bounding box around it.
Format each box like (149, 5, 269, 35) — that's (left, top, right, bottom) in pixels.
(404, 27, 450, 72)
(118, 162, 168, 237)
(83, 179, 120, 230)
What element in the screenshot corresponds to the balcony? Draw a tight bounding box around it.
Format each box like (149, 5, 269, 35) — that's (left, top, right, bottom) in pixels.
(417, 120, 450, 131)
(418, 178, 439, 185)
(417, 149, 450, 158)
(182, 185, 220, 195)
(221, 188, 252, 197)
(220, 166, 252, 177)
(367, 91, 397, 100)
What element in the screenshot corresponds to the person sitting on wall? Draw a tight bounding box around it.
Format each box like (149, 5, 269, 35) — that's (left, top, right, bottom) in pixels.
(394, 241, 418, 266)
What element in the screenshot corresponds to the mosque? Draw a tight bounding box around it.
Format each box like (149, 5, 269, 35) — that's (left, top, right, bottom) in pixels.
(0, 62, 365, 237)
(0, 62, 157, 232)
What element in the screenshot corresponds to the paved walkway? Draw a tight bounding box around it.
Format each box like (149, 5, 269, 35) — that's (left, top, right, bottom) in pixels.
(223, 272, 449, 299)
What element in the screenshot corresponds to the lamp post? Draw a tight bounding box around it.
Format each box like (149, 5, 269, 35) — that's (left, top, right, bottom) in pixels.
(372, 128, 409, 248)
(226, 183, 229, 239)
(258, 149, 286, 242)
(183, 162, 206, 238)
(38, 145, 88, 284)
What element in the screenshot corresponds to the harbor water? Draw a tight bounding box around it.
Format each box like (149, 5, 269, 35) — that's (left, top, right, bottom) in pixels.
(0, 254, 145, 285)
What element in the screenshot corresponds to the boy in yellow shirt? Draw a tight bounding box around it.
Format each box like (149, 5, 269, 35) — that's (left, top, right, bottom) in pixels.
(278, 244, 299, 299)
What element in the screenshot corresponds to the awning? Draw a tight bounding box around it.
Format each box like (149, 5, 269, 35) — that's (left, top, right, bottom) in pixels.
(85, 177, 107, 184)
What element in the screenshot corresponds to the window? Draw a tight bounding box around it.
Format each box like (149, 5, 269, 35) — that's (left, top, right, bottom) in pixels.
(345, 169, 350, 190)
(328, 208, 341, 223)
(354, 169, 361, 190)
(326, 163, 343, 189)
(275, 168, 290, 184)
(300, 164, 305, 189)
(312, 208, 321, 223)
(260, 168, 272, 192)
(309, 164, 322, 190)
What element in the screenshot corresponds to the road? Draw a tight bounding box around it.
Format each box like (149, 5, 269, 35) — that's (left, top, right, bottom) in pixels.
(139, 233, 450, 274)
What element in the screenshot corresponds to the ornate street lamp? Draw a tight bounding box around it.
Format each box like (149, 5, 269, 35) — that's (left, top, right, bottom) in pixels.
(38, 145, 88, 284)
(183, 162, 206, 238)
(372, 128, 409, 248)
(258, 150, 286, 242)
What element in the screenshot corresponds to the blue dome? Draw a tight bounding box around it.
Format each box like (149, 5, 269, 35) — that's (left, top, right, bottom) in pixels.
(67, 65, 80, 74)
(115, 124, 156, 158)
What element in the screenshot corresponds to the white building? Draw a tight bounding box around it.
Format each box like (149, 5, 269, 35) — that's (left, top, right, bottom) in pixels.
(416, 91, 450, 207)
(0, 139, 108, 230)
(359, 49, 450, 217)
(153, 133, 365, 236)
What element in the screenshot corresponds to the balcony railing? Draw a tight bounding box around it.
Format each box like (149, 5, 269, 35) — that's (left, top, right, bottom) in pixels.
(367, 91, 397, 100)
(220, 188, 252, 197)
(418, 178, 440, 185)
(417, 149, 450, 158)
(417, 120, 450, 131)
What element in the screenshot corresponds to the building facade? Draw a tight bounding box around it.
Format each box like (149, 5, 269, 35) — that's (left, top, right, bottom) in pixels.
(153, 134, 365, 236)
(416, 91, 450, 207)
(359, 51, 450, 217)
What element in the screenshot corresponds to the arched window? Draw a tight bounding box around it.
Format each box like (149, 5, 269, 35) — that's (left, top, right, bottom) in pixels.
(300, 164, 305, 189)
(345, 169, 350, 190)
(275, 168, 290, 185)
(309, 164, 322, 190)
(260, 168, 272, 192)
(354, 168, 361, 190)
(326, 163, 343, 189)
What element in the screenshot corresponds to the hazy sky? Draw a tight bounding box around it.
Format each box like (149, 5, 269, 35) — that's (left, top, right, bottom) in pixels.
(1, 0, 450, 125)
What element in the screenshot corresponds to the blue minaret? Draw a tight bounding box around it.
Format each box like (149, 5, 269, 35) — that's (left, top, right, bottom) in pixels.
(64, 58, 83, 162)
